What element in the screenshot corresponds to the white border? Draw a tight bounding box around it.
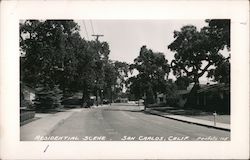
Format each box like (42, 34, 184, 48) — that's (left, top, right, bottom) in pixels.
(0, 0, 249, 159)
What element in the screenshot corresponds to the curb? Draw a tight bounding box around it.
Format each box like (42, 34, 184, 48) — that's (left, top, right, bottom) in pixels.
(145, 110, 230, 132)
(44, 111, 78, 137)
(20, 117, 40, 126)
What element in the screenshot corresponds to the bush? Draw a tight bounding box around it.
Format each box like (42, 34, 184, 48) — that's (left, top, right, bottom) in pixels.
(20, 99, 34, 109)
(20, 111, 35, 122)
(34, 85, 63, 112)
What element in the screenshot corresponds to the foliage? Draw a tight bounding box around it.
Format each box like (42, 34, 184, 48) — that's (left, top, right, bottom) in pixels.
(204, 19, 231, 84)
(20, 20, 129, 109)
(207, 60, 230, 84)
(128, 46, 171, 104)
(20, 19, 231, 110)
(164, 81, 179, 106)
(204, 19, 230, 50)
(33, 85, 63, 112)
(20, 20, 80, 88)
(103, 60, 129, 101)
(127, 76, 144, 100)
(168, 19, 230, 86)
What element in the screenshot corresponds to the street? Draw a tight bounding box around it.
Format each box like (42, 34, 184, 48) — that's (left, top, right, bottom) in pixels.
(48, 103, 230, 141)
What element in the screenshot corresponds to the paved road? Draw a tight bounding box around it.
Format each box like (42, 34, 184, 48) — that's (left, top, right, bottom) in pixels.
(48, 103, 230, 141)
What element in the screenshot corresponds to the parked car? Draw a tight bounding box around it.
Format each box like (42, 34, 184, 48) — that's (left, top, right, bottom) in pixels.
(102, 99, 110, 104)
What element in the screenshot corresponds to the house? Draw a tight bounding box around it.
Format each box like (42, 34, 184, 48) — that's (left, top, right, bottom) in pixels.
(20, 82, 36, 109)
(157, 93, 166, 104)
(162, 82, 230, 113)
(196, 83, 230, 113)
(20, 82, 36, 124)
(175, 90, 190, 107)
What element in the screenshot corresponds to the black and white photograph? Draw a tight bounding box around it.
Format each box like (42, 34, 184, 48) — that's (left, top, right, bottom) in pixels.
(20, 19, 231, 141)
(1, 0, 249, 159)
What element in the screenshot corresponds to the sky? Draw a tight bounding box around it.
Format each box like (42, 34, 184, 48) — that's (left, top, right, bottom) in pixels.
(76, 20, 227, 84)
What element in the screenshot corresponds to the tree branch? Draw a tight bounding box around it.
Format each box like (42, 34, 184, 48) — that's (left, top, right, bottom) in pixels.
(171, 60, 193, 76)
(198, 62, 212, 77)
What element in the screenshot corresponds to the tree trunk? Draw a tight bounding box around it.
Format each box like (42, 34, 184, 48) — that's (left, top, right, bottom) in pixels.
(185, 76, 200, 108)
(96, 89, 99, 106)
(81, 89, 86, 108)
(81, 85, 90, 108)
(146, 86, 154, 105)
(154, 92, 158, 104)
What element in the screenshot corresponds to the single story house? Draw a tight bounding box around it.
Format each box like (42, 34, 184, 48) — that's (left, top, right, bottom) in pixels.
(160, 83, 230, 113)
(196, 83, 230, 113)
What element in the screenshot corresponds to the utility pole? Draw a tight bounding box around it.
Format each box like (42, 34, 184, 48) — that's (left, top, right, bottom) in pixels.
(92, 34, 104, 41)
(92, 34, 104, 106)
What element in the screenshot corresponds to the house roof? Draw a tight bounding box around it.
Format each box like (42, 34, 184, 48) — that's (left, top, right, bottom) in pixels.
(176, 90, 190, 95)
(176, 83, 229, 95)
(197, 83, 229, 93)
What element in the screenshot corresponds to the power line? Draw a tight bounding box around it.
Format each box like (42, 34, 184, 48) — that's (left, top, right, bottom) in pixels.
(83, 20, 89, 40)
(90, 20, 95, 35)
(90, 20, 104, 41)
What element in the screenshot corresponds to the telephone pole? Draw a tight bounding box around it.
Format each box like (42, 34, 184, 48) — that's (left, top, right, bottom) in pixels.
(92, 34, 104, 106)
(92, 34, 104, 41)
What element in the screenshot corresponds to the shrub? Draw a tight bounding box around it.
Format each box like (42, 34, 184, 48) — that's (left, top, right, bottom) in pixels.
(34, 85, 62, 112)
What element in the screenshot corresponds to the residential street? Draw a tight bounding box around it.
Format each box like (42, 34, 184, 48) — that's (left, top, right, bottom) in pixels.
(48, 103, 230, 141)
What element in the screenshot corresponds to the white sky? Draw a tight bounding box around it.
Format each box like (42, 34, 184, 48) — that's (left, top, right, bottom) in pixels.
(76, 20, 228, 84)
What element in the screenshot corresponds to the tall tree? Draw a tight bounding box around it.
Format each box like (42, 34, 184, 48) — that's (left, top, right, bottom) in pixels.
(168, 20, 230, 88)
(20, 20, 83, 111)
(203, 19, 230, 50)
(207, 60, 230, 84)
(129, 46, 170, 104)
(204, 19, 230, 84)
(175, 76, 191, 90)
(103, 60, 129, 102)
(20, 20, 80, 89)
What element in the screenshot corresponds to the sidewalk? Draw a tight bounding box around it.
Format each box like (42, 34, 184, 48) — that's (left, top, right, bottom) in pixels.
(145, 107, 230, 131)
(20, 108, 83, 141)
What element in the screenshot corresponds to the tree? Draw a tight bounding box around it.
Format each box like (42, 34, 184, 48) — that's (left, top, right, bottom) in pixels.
(20, 20, 105, 109)
(168, 19, 230, 107)
(33, 85, 63, 112)
(203, 19, 230, 50)
(168, 20, 230, 87)
(20, 20, 80, 89)
(103, 60, 129, 102)
(129, 46, 170, 105)
(20, 20, 82, 111)
(127, 76, 145, 101)
(20, 20, 113, 106)
(207, 60, 230, 84)
(20, 20, 134, 109)
(113, 61, 130, 96)
(204, 19, 230, 84)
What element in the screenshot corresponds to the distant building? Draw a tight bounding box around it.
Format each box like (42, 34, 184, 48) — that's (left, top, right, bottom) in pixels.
(115, 97, 128, 103)
(157, 93, 166, 104)
(175, 90, 190, 107)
